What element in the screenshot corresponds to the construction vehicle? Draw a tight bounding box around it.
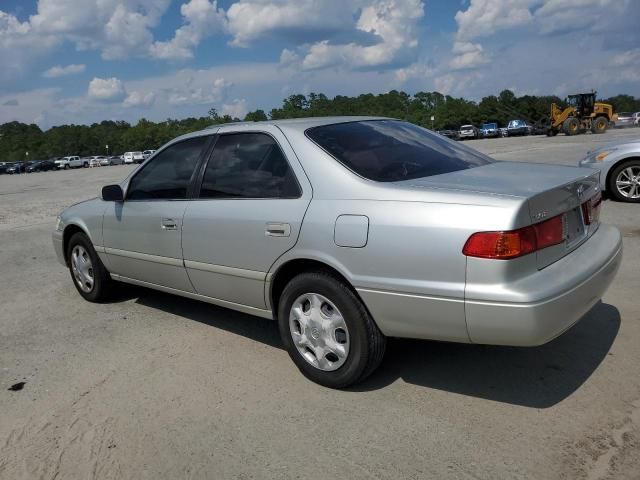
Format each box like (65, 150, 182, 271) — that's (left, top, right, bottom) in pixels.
(547, 92, 617, 136)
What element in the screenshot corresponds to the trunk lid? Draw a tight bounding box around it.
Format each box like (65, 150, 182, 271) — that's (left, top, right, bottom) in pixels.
(397, 161, 602, 268)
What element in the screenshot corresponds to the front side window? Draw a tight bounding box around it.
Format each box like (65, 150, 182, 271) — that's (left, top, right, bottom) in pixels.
(127, 136, 208, 200)
(199, 133, 300, 199)
(306, 120, 492, 182)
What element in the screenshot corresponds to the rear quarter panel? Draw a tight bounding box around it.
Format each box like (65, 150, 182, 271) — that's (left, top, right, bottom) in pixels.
(276, 198, 527, 342)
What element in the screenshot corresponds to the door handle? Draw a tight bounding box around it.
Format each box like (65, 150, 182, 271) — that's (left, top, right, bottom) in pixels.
(265, 223, 291, 237)
(161, 218, 178, 230)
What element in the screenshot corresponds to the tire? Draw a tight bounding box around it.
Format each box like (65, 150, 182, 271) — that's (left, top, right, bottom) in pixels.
(66, 231, 114, 302)
(83, 162, 88, 168)
(591, 116, 608, 134)
(64, 164, 69, 170)
(563, 117, 580, 135)
(607, 159, 640, 203)
(277, 270, 386, 388)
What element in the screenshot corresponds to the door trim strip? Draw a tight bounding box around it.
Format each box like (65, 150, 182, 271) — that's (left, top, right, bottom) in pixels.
(110, 273, 273, 320)
(104, 247, 183, 267)
(184, 260, 266, 281)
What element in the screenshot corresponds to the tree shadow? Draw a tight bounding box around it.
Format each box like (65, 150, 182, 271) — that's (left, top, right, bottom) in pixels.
(131, 288, 619, 408)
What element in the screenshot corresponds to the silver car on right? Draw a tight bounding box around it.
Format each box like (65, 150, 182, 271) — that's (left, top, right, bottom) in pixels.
(579, 139, 640, 202)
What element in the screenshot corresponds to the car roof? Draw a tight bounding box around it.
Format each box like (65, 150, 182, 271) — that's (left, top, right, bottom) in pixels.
(173, 116, 390, 139)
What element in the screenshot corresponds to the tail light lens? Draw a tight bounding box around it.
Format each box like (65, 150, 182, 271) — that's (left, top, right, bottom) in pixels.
(463, 214, 566, 259)
(581, 192, 602, 225)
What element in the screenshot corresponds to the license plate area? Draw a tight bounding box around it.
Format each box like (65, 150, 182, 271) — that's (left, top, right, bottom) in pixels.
(564, 207, 586, 248)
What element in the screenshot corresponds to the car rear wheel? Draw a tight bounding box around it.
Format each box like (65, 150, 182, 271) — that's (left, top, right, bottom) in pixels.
(608, 160, 640, 203)
(66, 232, 114, 302)
(278, 270, 386, 388)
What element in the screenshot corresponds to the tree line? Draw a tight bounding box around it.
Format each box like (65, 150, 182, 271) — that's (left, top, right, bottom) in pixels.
(1, 90, 638, 161)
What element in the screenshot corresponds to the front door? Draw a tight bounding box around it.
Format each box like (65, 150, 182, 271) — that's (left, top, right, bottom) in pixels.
(103, 135, 211, 291)
(182, 128, 311, 309)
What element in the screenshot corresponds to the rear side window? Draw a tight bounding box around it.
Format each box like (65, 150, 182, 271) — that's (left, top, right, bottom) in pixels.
(127, 136, 208, 200)
(306, 120, 492, 182)
(199, 133, 300, 199)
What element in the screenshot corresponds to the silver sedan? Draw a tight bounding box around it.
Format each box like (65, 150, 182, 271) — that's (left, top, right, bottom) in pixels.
(579, 139, 640, 202)
(53, 117, 622, 387)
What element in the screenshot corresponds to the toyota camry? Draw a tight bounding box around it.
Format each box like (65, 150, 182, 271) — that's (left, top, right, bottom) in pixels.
(52, 117, 622, 388)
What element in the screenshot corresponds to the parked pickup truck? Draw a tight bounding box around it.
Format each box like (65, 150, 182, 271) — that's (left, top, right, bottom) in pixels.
(55, 156, 79, 170)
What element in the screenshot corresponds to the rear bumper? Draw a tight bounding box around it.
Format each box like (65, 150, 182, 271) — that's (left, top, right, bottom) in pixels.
(465, 224, 622, 346)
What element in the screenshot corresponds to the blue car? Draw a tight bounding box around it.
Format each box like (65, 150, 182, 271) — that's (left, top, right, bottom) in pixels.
(481, 122, 499, 138)
(507, 119, 530, 137)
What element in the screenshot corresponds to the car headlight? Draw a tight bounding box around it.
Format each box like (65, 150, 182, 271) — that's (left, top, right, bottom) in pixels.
(55, 215, 64, 231)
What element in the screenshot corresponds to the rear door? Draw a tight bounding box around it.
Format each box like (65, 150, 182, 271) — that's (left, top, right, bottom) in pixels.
(182, 126, 311, 309)
(102, 134, 212, 291)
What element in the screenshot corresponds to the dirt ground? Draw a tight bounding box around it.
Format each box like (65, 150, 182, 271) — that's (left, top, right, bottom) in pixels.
(1, 129, 639, 479)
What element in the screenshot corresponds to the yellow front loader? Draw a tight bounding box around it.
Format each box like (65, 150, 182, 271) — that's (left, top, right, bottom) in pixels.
(547, 92, 617, 136)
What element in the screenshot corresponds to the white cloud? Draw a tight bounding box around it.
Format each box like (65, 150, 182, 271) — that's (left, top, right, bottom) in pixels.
(168, 76, 232, 105)
(88, 77, 126, 101)
(226, 0, 356, 47)
(449, 41, 489, 70)
(32, 0, 170, 58)
(150, 0, 226, 60)
(279, 48, 300, 67)
(123, 91, 155, 107)
(533, 0, 629, 34)
(454, 0, 534, 41)
(221, 98, 248, 119)
(610, 48, 640, 68)
(301, 0, 424, 70)
(0, 11, 56, 84)
(43, 63, 85, 78)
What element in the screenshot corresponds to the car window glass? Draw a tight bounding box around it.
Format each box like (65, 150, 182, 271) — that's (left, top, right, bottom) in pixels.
(127, 136, 208, 200)
(200, 133, 300, 199)
(306, 120, 492, 182)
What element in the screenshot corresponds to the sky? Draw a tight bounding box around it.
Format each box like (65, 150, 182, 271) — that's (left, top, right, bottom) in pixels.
(0, 0, 638, 129)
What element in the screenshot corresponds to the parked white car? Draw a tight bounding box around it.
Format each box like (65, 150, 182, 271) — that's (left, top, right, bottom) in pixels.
(142, 149, 156, 159)
(55, 156, 79, 169)
(458, 125, 479, 140)
(123, 152, 144, 164)
(89, 156, 107, 167)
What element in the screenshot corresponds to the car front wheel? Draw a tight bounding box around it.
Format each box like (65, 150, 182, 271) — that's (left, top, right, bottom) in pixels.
(609, 160, 640, 203)
(278, 271, 386, 388)
(66, 232, 114, 302)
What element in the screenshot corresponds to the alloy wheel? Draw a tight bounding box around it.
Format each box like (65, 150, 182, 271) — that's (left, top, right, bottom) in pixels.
(616, 166, 640, 199)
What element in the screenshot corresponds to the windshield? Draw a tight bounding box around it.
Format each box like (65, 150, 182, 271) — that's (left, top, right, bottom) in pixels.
(306, 120, 492, 182)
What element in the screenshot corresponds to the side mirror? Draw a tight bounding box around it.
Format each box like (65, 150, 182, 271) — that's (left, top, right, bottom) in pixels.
(102, 184, 124, 202)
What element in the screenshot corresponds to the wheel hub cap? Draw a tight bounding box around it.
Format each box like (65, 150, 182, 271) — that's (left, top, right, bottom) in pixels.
(289, 293, 350, 371)
(71, 245, 94, 293)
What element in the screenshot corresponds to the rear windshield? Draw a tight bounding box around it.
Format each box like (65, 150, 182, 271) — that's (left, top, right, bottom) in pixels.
(306, 120, 492, 182)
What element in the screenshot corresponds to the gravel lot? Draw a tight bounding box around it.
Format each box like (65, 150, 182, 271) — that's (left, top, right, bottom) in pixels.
(1, 129, 639, 479)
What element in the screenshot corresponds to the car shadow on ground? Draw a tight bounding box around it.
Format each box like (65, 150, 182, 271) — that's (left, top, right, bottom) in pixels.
(354, 302, 621, 408)
(132, 288, 619, 408)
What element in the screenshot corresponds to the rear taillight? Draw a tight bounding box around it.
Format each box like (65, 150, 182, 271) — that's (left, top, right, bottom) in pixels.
(463, 214, 566, 260)
(581, 192, 602, 225)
